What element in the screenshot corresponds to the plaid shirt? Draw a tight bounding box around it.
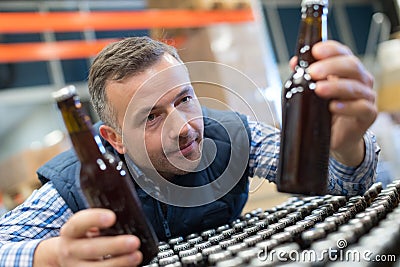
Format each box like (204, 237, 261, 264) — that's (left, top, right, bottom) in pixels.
(0, 121, 379, 267)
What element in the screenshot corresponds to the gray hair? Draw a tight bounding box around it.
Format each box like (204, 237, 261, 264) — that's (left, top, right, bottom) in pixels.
(88, 36, 182, 132)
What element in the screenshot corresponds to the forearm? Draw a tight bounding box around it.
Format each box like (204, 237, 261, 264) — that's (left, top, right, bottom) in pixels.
(247, 120, 380, 196)
(330, 138, 365, 167)
(0, 240, 42, 267)
(0, 182, 72, 267)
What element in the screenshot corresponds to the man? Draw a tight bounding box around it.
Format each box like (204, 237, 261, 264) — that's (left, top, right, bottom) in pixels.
(0, 36, 378, 267)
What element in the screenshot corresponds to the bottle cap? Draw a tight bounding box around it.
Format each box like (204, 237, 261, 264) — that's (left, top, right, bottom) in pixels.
(52, 85, 77, 101)
(181, 253, 203, 265)
(301, 0, 328, 6)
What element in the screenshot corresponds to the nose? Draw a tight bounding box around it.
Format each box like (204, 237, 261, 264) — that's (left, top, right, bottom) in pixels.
(166, 108, 191, 140)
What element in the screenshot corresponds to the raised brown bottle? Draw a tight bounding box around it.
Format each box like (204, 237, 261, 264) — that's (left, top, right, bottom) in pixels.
(52, 85, 158, 264)
(277, 0, 331, 195)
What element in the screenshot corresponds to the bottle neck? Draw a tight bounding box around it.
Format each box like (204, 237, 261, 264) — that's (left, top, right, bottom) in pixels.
(58, 96, 105, 163)
(296, 3, 328, 68)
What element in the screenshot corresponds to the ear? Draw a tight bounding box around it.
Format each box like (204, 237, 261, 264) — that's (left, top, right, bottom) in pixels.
(99, 125, 126, 154)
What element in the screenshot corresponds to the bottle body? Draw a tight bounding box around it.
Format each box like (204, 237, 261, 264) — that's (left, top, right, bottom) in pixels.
(277, 0, 331, 195)
(78, 148, 159, 264)
(53, 85, 158, 264)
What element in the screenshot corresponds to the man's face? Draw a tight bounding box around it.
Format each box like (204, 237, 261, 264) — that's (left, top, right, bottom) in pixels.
(106, 53, 204, 178)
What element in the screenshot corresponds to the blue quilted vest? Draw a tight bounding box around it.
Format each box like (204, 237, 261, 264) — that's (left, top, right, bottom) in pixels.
(37, 108, 251, 240)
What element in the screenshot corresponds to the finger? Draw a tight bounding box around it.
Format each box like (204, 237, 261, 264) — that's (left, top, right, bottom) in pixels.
(60, 209, 116, 238)
(329, 99, 377, 124)
(86, 227, 101, 238)
(289, 56, 298, 70)
(308, 54, 374, 87)
(290, 41, 351, 69)
(312, 40, 353, 59)
(66, 235, 141, 261)
(100, 251, 143, 267)
(315, 78, 376, 103)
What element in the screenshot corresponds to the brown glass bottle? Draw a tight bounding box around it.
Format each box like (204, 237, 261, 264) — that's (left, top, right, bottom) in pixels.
(52, 85, 158, 264)
(277, 0, 331, 195)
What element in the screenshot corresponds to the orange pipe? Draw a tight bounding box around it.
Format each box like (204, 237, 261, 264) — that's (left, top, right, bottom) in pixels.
(0, 9, 254, 33)
(0, 37, 187, 63)
(0, 39, 118, 62)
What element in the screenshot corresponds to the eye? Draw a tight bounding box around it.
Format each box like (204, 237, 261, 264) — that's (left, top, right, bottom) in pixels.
(147, 113, 156, 122)
(145, 112, 163, 127)
(180, 96, 192, 104)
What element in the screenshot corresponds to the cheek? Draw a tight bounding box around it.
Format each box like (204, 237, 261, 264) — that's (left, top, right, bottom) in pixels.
(123, 129, 148, 166)
(145, 131, 163, 156)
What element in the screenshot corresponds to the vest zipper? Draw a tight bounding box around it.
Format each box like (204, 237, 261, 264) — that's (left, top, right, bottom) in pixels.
(156, 201, 171, 238)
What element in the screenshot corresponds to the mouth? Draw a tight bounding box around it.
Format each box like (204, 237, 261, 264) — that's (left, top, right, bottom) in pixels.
(179, 139, 195, 150)
(179, 139, 197, 157)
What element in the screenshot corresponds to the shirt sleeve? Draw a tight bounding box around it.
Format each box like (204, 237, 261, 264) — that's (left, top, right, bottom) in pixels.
(247, 120, 380, 196)
(247, 120, 280, 183)
(0, 182, 73, 267)
(327, 130, 380, 195)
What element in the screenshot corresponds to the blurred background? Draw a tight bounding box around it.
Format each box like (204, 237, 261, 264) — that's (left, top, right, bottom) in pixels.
(0, 0, 399, 213)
